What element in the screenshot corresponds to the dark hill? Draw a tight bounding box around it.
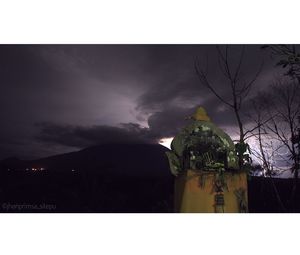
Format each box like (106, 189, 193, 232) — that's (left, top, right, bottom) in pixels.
(1, 144, 172, 177)
(0, 143, 175, 212)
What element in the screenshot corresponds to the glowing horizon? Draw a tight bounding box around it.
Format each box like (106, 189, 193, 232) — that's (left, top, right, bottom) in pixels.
(159, 137, 174, 149)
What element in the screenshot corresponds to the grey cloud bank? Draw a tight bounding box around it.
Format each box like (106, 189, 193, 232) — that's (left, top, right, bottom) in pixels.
(0, 45, 280, 159)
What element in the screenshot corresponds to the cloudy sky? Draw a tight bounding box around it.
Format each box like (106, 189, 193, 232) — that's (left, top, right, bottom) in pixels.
(0, 45, 284, 159)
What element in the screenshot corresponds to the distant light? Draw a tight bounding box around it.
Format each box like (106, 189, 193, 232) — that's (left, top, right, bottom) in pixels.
(159, 137, 173, 149)
(40, 168, 45, 171)
(71, 169, 75, 172)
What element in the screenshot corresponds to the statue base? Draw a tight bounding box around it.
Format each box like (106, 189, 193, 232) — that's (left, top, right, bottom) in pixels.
(174, 169, 248, 213)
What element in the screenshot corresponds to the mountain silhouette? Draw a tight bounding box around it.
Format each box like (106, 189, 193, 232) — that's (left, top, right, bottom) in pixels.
(0, 143, 175, 212)
(0, 143, 172, 177)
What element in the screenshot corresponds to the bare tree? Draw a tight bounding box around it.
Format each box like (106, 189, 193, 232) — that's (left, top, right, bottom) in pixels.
(260, 44, 300, 211)
(249, 79, 300, 210)
(195, 45, 263, 170)
(264, 80, 300, 208)
(249, 94, 288, 212)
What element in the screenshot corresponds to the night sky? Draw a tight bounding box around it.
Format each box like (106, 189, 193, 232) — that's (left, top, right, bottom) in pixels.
(0, 45, 284, 160)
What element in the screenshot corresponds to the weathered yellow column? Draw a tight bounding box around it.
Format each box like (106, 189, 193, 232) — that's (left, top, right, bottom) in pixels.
(175, 170, 248, 213)
(166, 107, 249, 213)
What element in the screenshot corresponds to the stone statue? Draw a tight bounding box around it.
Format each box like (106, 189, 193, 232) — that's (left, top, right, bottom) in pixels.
(166, 106, 248, 213)
(166, 107, 239, 176)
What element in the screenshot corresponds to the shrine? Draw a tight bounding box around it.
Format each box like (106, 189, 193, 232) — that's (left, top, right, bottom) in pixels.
(166, 107, 248, 213)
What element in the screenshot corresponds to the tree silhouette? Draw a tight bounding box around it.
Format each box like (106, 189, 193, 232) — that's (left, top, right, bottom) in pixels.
(250, 79, 300, 211)
(263, 45, 300, 210)
(262, 45, 300, 83)
(195, 45, 263, 170)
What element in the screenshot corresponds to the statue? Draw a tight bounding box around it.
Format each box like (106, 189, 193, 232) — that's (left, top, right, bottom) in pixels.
(166, 107, 248, 213)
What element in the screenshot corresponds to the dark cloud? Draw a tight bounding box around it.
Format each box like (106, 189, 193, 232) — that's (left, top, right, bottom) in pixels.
(34, 103, 241, 152)
(35, 122, 158, 149)
(0, 45, 288, 159)
(135, 45, 269, 112)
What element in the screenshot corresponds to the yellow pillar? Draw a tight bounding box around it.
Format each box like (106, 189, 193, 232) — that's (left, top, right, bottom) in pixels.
(175, 170, 248, 213)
